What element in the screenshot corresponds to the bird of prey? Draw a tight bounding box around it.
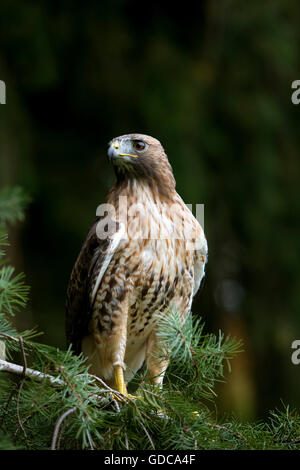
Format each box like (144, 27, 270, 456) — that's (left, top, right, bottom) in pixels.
(66, 133, 207, 397)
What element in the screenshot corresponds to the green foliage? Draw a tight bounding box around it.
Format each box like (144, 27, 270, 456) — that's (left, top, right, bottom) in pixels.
(0, 188, 31, 352)
(0, 315, 300, 450)
(156, 311, 243, 400)
(0, 187, 31, 227)
(0, 266, 29, 316)
(0, 187, 299, 450)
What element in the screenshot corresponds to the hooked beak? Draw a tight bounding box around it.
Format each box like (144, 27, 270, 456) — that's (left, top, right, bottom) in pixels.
(108, 141, 137, 160)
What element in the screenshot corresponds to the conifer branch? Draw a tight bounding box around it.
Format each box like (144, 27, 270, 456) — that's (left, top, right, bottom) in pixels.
(0, 358, 65, 386)
(51, 407, 76, 450)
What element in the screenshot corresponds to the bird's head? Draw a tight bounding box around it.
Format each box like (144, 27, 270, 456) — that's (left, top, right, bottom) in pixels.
(107, 133, 176, 198)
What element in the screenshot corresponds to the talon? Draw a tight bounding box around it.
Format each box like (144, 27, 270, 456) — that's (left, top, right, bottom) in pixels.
(109, 390, 138, 402)
(108, 392, 124, 402)
(124, 392, 138, 400)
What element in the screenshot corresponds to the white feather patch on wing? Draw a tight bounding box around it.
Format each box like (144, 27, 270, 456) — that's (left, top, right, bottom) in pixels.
(91, 222, 125, 304)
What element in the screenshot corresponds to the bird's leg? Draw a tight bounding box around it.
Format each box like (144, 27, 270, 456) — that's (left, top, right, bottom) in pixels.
(145, 330, 169, 387)
(113, 365, 138, 399)
(114, 365, 127, 395)
(111, 365, 138, 400)
(108, 290, 138, 400)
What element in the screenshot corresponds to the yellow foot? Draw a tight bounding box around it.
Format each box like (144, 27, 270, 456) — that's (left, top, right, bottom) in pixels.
(113, 365, 139, 401)
(109, 391, 138, 402)
(123, 392, 138, 400)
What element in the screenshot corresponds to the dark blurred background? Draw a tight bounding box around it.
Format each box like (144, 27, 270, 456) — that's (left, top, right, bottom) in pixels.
(0, 0, 299, 420)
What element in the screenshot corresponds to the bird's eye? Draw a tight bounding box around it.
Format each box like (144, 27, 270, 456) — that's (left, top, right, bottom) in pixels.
(133, 140, 146, 152)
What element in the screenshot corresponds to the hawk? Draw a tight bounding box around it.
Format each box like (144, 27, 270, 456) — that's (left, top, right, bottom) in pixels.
(66, 133, 207, 397)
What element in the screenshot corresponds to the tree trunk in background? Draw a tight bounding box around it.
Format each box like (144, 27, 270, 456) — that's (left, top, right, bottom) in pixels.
(216, 314, 256, 420)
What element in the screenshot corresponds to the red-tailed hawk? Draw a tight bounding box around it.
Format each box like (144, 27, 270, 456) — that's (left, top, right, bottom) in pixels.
(66, 134, 207, 397)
